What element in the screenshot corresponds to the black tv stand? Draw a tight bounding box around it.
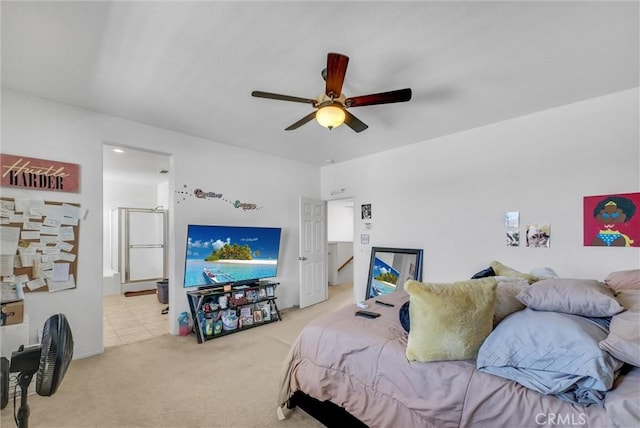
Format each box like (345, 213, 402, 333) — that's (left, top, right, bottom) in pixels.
(186, 281, 281, 343)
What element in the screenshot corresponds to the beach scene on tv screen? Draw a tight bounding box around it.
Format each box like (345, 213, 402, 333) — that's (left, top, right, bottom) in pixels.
(184, 226, 281, 287)
(370, 257, 400, 296)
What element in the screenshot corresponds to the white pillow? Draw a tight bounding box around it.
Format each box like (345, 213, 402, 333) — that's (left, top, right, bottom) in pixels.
(529, 267, 559, 279)
(517, 278, 624, 317)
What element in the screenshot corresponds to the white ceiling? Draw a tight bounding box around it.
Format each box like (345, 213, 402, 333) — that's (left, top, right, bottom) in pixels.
(102, 144, 171, 185)
(2, 1, 639, 176)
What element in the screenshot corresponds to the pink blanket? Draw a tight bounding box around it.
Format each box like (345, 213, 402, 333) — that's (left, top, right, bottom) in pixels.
(279, 290, 639, 427)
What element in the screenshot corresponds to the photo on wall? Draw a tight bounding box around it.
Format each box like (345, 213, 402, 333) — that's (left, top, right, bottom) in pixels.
(526, 224, 550, 248)
(505, 230, 520, 247)
(361, 204, 372, 219)
(584, 192, 639, 247)
(504, 211, 520, 228)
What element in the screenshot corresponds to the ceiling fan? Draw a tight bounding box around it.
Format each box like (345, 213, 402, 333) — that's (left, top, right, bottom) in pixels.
(252, 52, 412, 133)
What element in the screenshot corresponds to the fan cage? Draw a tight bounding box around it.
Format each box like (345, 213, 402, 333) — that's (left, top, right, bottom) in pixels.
(36, 314, 73, 397)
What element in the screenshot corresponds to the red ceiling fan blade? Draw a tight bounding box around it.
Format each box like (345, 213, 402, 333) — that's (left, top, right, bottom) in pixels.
(345, 88, 412, 107)
(285, 111, 317, 131)
(252, 91, 316, 105)
(325, 53, 349, 98)
(343, 110, 368, 133)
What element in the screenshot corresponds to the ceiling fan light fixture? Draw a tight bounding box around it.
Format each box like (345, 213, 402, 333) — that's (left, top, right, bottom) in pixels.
(316, 105, 345, 130)
(252, 53, 410, 133)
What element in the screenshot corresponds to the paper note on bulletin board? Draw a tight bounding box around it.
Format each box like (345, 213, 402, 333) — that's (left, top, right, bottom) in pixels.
(0, 197, 81, 292)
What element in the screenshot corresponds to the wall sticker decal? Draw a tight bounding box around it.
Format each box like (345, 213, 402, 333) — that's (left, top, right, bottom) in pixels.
(175, 184, 263, 210)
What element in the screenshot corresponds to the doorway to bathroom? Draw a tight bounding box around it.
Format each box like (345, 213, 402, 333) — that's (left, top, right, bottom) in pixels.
(102, 143, 171, 347)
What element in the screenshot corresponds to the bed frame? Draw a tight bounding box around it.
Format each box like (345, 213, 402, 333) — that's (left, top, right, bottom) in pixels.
(287, 391, 367, 428)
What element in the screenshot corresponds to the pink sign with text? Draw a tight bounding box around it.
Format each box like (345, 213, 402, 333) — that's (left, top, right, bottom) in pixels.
(0, 153, 80, 193)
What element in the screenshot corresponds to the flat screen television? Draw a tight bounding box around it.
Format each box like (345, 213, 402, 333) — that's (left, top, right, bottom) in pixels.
(183, 224, 282, 289)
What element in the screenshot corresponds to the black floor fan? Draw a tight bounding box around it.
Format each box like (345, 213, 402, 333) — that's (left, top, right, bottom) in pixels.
(1, 313, 74, 428)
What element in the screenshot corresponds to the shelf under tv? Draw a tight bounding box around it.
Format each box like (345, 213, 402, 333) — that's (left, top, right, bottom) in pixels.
(186, 281, 281, 343)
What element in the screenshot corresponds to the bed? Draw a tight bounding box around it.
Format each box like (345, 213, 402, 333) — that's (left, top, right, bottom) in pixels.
(277, 267, 640, 428)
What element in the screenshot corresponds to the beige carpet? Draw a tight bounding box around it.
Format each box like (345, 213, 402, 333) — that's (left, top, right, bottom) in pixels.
(1, 283, 354, 428)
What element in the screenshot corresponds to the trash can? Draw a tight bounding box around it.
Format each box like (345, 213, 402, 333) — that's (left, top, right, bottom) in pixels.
(156, 279, 169, 304)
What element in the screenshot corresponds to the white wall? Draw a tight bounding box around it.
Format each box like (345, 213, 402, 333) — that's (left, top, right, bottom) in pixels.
(327, 199, 354, 242)
(157, 181, 170, 210)
(170, 137, 320, 315)
(1, 89, 320, 358)
(321, 89, 640, 302)
(2, 91, 105, 358)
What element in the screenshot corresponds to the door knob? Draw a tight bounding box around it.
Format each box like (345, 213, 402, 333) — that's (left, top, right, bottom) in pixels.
(298, 256, 307, 261)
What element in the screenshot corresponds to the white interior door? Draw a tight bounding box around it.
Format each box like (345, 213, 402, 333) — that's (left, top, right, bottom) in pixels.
(299, 197, 327, 308)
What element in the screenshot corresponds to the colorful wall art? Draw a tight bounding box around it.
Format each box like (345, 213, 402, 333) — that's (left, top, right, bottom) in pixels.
(583, 192, 640, 247)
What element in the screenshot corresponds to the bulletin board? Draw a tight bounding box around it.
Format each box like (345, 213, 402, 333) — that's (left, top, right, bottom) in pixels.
(0, 197, 81, 293)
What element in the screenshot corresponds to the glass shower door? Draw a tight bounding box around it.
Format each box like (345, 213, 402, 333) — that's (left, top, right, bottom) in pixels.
(125, 209, 167, 283)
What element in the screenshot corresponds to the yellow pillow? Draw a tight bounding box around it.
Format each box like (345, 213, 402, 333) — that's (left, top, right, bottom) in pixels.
(490, 260, 539, 283)
(404, 278, 497, 362)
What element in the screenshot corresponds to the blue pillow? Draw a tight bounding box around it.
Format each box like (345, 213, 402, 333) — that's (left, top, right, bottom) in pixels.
(477, 308, 623, 406)
(399, 301, 410, 332)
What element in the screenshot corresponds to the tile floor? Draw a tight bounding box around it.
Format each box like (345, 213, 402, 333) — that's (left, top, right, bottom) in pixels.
(103, 292, 170, 348)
